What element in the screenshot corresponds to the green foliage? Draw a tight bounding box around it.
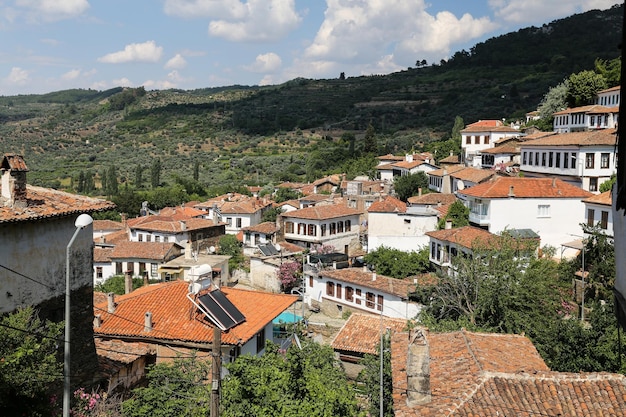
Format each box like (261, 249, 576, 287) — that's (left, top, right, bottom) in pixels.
(150, 159, 162, 189)
(222, 340, 359, 417)
(95, 275, 149, 294)
(0, 307, 63, 416)
(108, 87, 146, 111)
(122, 354, 211, 417)
(274, 186, 301, 203)
(437, 200, 469, 229)
(364, 246, 432, 279)
(594, 57, 621, 87)
(566, 70, 608, 107)
(218, 234, 245, 271)
(261, 206, 283, 223)
(358, 332, 393, 417)
(538, 80, 568, 120)
(362, 123, 378, 154)
(600, 174, 616, 193)
(393, 172, 428, 202)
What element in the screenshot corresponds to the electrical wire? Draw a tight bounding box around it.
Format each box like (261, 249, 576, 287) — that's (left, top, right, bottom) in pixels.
(0, 262, 55, 290)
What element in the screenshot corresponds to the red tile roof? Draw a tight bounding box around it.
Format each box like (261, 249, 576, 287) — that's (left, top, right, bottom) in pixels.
(320, 268, 416, 298)
(460, 177, 593, 199)
(93, 219, 124, 231)
(368, 195, 407, 213)
(281, 204, 362, 220)
(0, 185, 115, 223)
(391, 329, 626, 417)
(94, 246, 114, 263)
(450, 167, 496, 183)
(331, 313, 407, 355)
(583, 190, 612, 206)
(428, 165, 465, 177)
(377, 154, 405, 162)
(126, 215, 220, 233)
(242, 221, 278, 234)
(1, 153, 29, 171)
(553, 104, 615, 115)
(109, 241, 181, 261)
(94, 280, 297, 346)
(158, 206, 206, 219)
(438, 154, 460, 164)
(479, 142, 520, 155)
(97, 229, 129, 245)
(426, 226, 499, 250)
(407, 193, 457, 206)
(522, 128, 617, 146)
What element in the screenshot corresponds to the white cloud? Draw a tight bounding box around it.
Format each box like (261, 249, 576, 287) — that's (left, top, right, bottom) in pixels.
(6, 67, 30, 84)
(14, 0, 89, 21)
(61, 69, 81, 80)
(489, 0, 618, 25)
(112, 77, 133, 87)
(163, 0, 247, 19)
(98, 41, 163, 64)
(165, 54, 187, 70)
(245, 52, 282, 73)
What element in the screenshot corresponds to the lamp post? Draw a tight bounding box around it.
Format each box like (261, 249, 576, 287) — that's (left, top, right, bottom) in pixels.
(63, 214, 93, 417)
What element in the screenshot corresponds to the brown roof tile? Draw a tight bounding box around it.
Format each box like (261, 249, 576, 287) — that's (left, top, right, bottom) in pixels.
(583, 190, 612, 206)
(94, 246, 114, 263)
(94, 280, 297, 346)
(408, 193, 457, 206)
(320, 268, 416, 298)
(368, 195, 407, 213)
(126, 215, 220, 233)
(451, 167, 496, 183)
(242, 221, 278, 234)
(281, 204, 362, 220)
(460, 177, 593, 199)
(0, 185, 115, 223)
(426, 226, 500, 250)
(109, 241, 181, 261)
(331, 313, 407, 355)
(523, 128, 617, 146)
(93, 219, 124, 231)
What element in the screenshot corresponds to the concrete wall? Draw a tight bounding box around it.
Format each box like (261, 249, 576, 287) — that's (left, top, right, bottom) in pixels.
(367, 212, 436, 252)
(249, 257, 281, 292)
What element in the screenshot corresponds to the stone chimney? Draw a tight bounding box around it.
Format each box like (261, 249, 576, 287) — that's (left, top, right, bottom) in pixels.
(1, 154, 29, 209)
(508, 185, 515, 197)
(144, 312, 153, 332)
(372, 272, 377, 281)
(185, 240, 193, 259)
(406, 329, 432, 406)
(107, 293, 116, 314)
(445, 219, 453, 229)
(124, 270, 133, 294)
(93, 314, 102, 328)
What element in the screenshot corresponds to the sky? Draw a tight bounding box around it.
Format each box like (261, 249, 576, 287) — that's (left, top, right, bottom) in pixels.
(0, 0, 620, 96)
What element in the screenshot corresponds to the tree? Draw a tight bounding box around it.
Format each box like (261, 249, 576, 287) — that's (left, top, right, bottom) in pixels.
(274, 186, 301, 203)
(594, 57, 621, 87)
(95, 274, 147, 294)
(393, 172, 428, 202)
(193, 161, 200, 181)
(451, 115, 464, 140)
(134, 164, 143, 188)
(261, 206, 283, 223)
(218, 234, 245, 271)
(362, 123, 378, 154)
(0, 307, 64, 416)
(600, 173, 616, 193)
(364, 246, 432, 279)
(150, 158, 162, 189)
(538, 80, 568, 120)
(358, 331, 393, 417)
(566, 70, 608, 107)
(437, 200, 469, 229)
(278, 261, 301, 292)
(122, 354, 211, 417)
(222, 340, 359, 417)
(106, 165, 119, 196)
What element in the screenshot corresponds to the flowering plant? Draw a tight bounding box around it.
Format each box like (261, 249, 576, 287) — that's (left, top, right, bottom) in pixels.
(278, 261, 301, 291)
(71, 388, 102, 417)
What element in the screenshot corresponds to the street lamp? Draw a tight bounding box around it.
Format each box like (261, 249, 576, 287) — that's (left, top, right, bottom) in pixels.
(63, 213, 93, 417)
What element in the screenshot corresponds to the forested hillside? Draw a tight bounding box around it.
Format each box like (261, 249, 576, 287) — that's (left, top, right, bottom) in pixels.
(0, 4, 622, 192)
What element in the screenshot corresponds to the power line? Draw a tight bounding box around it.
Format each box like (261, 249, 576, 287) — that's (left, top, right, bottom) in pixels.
(0, 262, 56, 290)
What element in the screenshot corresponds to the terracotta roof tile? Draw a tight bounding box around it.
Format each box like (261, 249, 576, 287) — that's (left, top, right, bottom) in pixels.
(438, 154, 460, 164)
(583, 190, 612, 206)
(158, 206, 206, 219)
(94, 280, 297, 346)
(320, 268, 416, 298)
(451, 167, 496, 184)
(553, 104, 616, 115)
(428, 165, 465, 177)
(97, 229, 129, 245)
(523, 128, 617, 146)
(126, 215, 220, 233)
(0, 185, 115, 223)
(377, 153, 406, 161)
(426, 226, 500, 250)
(368, 195, 407, 213)
(331, 313, 407, 355)
(93, 219, 124, 231)
(281, 204, 362, 220)
(460, 177, 593, 199)
(109, 241, 181, 261)
(479, 142, 520, 155)
(1, 153, 29, 171)
(242, 221, 278, 234)
(407, 193, 457, 206)
(94, 246, 114, 263)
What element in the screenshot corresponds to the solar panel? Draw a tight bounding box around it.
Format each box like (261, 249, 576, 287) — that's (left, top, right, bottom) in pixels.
(258, 244, 274, 256)
(266, 244, 279, 255)
(198, 289, 246, 330)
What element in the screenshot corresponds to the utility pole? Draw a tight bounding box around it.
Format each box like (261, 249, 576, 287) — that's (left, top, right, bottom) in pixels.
(211, 327, 221, 417)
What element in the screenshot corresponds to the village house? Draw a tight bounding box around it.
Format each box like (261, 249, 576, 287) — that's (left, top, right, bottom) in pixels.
(0, 153, 115, 388)
(93, 219, 124, 240)
(519, 128, 617, 192)
(194, 193, 272, 235)
(376, 153, 437, 182)
(366, 195, 438, 252)
(279, 204, 363, 254)
(460, 119, 519, 167)
(459, 176, 592, 249)
(583, 190, 613, 237)
(241, 221, 278, 255)
(93, 280, 298, 391)
(391, 328, 626, 416)
(107, 241, 183, 281)
(427, 165, 496, 196)
(478, 137, 521, 171)
(303, 265, 421, 320)
(553, 86, 620, 133)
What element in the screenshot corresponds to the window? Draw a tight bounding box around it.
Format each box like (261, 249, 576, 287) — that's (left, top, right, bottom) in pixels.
(522, 152, 527, 165)
(345, 220, 351, 230)
(146, 234, 152, 242)
(226, 217, 233, 226)
(537, 205, 551, 217)
(589, 177, 598, 192)
(286, 222, 294, 233)
(564, 153, 569, 169)
(309, 276, 313, 287)
(484, 135, 490, 144)
(256, 330, 265, 354)
(365, 292, 375, 309)
(330, 223, 336, 235)
(548, 152, 553, 167)
(571, 153, 577, 169)
(236, 218, 242, 228)
(155, 235, 161, 242)
(345, 286, 354, 302)
(336, 283, 342, 299)
(377, 295, 383, 312)
(326, 281, 335, 296)
(321, 224, 326, 236)
(254, 234, 260, 245)
(555, 152, 561, 168)
(96, 267, 103, 280)
(307, 224, 316, 236)
(298, 223, 306, 235)
(138, 234, 143, 242)
(355, 289, 362, 304)
(431, 242, 436, 259)
(601, 211, 609, 229)
(585, 153, 595, 169)
(404, 218, 411, 224)
(535, 152, 539, 166)
(337, 221, 344, 233)
(601, 153, 610, 169)
(474, 136, 479, 144)
(587, 208, 595, 227)
(465, 136, 471, 144)
(541, 152, 547, 167)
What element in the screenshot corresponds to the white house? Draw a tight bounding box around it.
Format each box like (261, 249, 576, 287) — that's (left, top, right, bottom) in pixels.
(0, 153, 115, 386)
(304, 266, 421, 319)
(279, 204, 363, 254)
(583, 190, 613, 237)
(520, 128, 617, 192)
(377, 153, 437, 182)
(459, 177, 593, 249)
(366, 195, 438, 252)
(428, 166, 496, 196)
(426, 225, 501, 270)
(195, 194, 272, 235)
(241, 221, 278, 255)
(107, 241, 183, 281)
(460, 120, 519, 167)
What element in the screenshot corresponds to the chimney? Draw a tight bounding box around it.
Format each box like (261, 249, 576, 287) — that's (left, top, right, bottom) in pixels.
(120, 213, 127, 226)
(144, 312, 153, 332)
(406, 329, 431, 406)
(185, 240, 192, 259)
(508, 185, 515, 197)
(406, 154, 414, 163)
(180, 220, 187, 231)
(363, 265, 368, 273)
(445, 219, 453, 229)
(93, 314, 102, 328)
(418, 187, 422, 197)
(124, 270, 133, 294)
(107, 293, 116, 313)
(372, 273, 377, 281)
(552, 177, 556, 187)
(99, 235, 106, 244)
(1, 154, 29, 209)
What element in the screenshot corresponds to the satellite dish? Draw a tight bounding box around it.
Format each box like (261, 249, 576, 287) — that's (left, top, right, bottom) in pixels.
(275, 243, 282, 252)
(457, 180, 465, 190)
(209, 246, 216, 254)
